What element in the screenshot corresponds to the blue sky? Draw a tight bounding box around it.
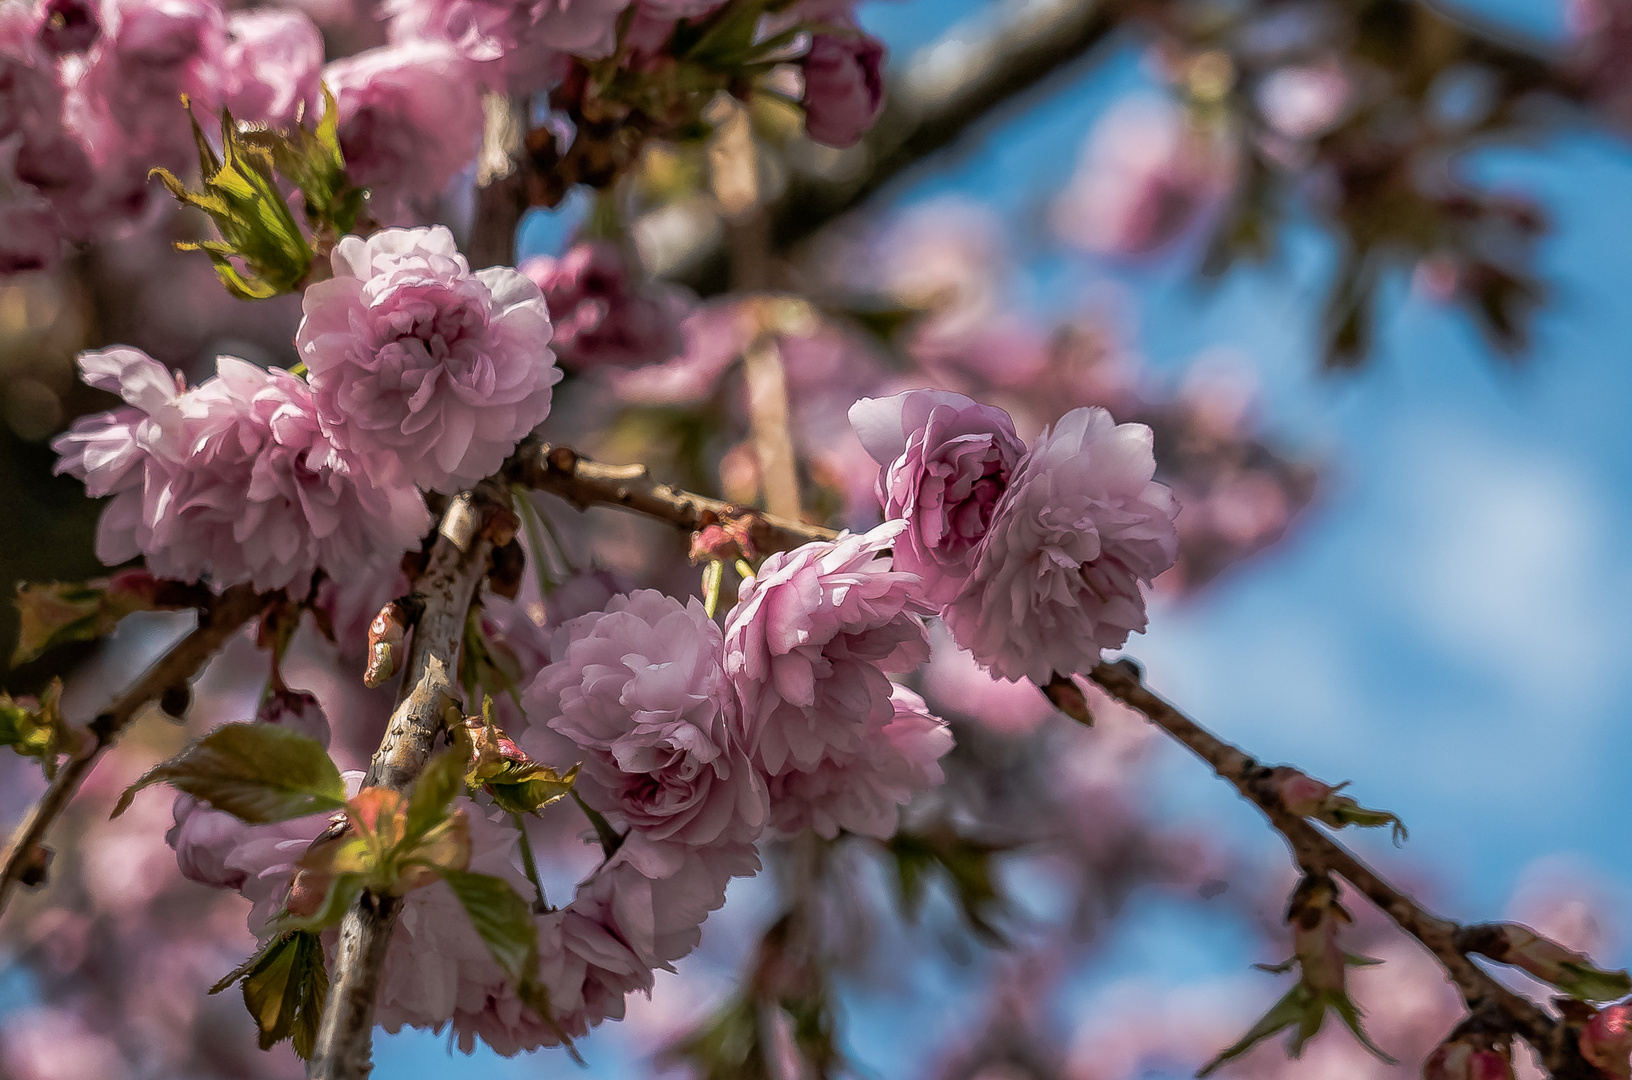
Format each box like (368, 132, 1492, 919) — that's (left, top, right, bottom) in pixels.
(412, 0, 1632, 1075)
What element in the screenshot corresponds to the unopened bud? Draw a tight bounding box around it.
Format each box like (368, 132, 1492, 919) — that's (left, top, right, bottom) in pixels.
(1424, 1042, 1514, 1080)
(1268, 767, 1407, 843)
(1288, 874, 1351, 993)
(364, 601, 409, 689)
(1042, 673, 1092, 726)
(689, 510, 760, 565)
(17, 843, 51, 888)
(1466, 923, 1632, 1001)
(482, 506, 521, 548)
(286, 869, 330, 918)
(1581, 1005, 1632, 1079)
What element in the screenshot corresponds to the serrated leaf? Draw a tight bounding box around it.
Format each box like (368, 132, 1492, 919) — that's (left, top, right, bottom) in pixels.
(406, 749, 468, 844)
(486, 762, 579, 816)
(438, 868, 536, 980)
(435, 867, 585, 1063)
(234, 931, 329, 1059)
(1198, 984, 1315, 1076)
(1327, 989, 1396, 1064)
(114, 722, 345, 821)
(155, 99, 313, 300)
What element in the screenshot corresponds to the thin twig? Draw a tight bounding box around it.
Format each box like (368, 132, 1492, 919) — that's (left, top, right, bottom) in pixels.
(306, 495, 498, 1080)
(1080, 660, 1592, 1077)
(0, 583, 268, 919)
(507, 440, 836, 555)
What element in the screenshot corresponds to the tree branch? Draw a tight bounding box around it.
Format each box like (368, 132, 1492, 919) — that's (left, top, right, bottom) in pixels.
(507, 440, 836, 555)
(306, 494, 497, 1080)
(1079, 659, 1593, 1077)
(0, 582, 268, 919)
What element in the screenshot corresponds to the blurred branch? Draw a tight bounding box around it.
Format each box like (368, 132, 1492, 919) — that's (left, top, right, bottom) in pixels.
(508, 440, 836, 553)
(0, 582, 269, 919)
(1078, 659, 1595, 1078)
(307, 493, 498, 1080)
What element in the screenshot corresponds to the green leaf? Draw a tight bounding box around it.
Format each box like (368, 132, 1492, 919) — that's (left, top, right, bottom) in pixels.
(114, 722, 346, 822)
(1198, 983, 1315, 1076)
(571, 790, 626, 859)
(434, 867, 585, 1064)
(1556, 960, 1632, 1003)
(437, 869, 536, 981)
(226, 931, 330, 1059)
(406, 749, 468, 845)
(155, 99, 314, 300)
(883, 830, 1008, 944)
(1327, 989, 1396, 1065)
(0, 680, 79, 778)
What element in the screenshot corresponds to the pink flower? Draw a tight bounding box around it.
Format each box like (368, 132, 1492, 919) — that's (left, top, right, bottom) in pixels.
(766, 684, 950, 839)
(799, 31, 885, 148)
(519, 241, 689, 369)
(71, 0, 227, 152)
(944, 407, 1179, 683)
(256, 687, 333, 748)
(221, 8, 322, 127)
(723, 522, 932, 779)
(526, 0, 628, 58)
(121, 357, 430, 593)
(1051, 93, 1236, 258)
(0, 3, 62, 141)
(295, 225, 560, 493)
(849, 389, 1026, 604)
(521, 589, 767, 847)
(50, 346, 183, 564)
(322, 42, 482, 222)
(167, 795, 249, 889)
(34, 0, 101, 55)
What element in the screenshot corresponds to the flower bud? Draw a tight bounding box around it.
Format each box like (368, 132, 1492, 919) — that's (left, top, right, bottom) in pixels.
(364, 601, 409, 689)
(256, 688, 331, 749)
(286, 869, 330, 918)
(689, 511, 760, 565)
(1465, 923, 1632, 1001)
(1423, 1041, 1514, 1080)
(1288, 873, 1351, 993)
(1268, 766, 1407, 842)
(1580, 1005, 1632, 1079)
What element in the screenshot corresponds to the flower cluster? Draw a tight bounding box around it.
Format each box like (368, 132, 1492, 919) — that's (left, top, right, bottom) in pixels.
(0, 0, 328, 272)
(852, 389, 1181, 683)
(55, 225, 560, 592)
(520, 240, 691, 370)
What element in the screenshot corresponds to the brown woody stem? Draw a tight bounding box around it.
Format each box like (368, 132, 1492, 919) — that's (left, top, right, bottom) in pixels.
(0, 582, 268, 919)
(1082, 660, 1592, 1077)
(306, 495, 497, 1080)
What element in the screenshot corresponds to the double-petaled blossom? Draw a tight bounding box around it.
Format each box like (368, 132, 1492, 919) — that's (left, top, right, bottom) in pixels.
(295, 225, 560, 493)
(849, 389, 1026, 604)
(521, 589, 767, 847)
(388, 0, 627, 80)
(221, 8, 322, 127)
(520, 241, 690, 370)
(321, 42, 482, 222)
(142, 359, 429, 593)
(53, 347, 430, 593)
(50, 346, 182, 563)
(943, 406, 1179, 683)
(799, 30, 885, 149)
(722, 522, 950, 835)
(765, 684, 951, 839)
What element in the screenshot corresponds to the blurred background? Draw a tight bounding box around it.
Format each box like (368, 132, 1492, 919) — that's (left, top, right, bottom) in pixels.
(5, 0, 1632, 1077)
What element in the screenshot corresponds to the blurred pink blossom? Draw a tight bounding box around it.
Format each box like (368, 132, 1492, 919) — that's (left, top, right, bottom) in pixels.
(800, 31, 885, 148)
(1052, 93, 1236, 258)
(322, 42, 483, 222)
(520, 240, 690, 369)
(221, 8, 322, 127)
